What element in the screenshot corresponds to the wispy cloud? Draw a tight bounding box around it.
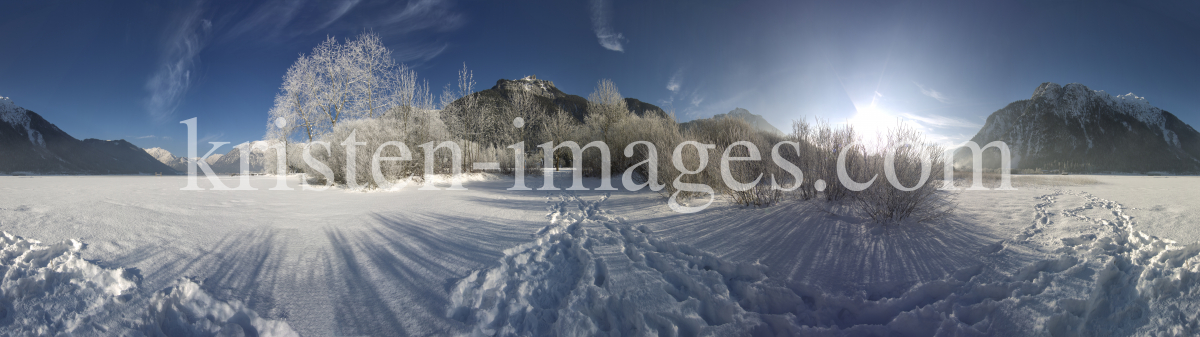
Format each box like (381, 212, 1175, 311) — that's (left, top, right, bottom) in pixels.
(228, 0, 462, 39)
(914, 82, 950, 104)
(317, 0, 362, 31)
(666, 69, 682, 92)
(135, 135, 157, 139)
(375, 0, 464, 34)
(199, 132, 226, 144)
(144, 4, 211, 122)
(690, 93, 705, 107)
(224, 0, 461, 62)
(588, 0, 625, 52)
(141, 0, 464, 123)
(223, 0, 304, 40)
(899, 112, 981, 129)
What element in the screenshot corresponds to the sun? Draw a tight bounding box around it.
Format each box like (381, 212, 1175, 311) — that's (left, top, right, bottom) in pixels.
(847, 103, 899, 147)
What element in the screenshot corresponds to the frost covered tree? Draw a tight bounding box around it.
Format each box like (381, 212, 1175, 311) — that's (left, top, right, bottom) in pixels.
(541, 107, 578, 170)
(267, 31, 433, 143)
(269, 55, 323, 142)
(584, 79, 630, 146)
(439, 63, 492, 169)
(508, 90, 544, 147)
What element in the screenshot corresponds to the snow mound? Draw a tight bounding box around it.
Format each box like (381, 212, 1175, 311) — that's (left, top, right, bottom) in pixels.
(140, 278, 299, 337)
(451, 191, 1200, 336)
(0, 231, 138, 334)
(448, 193, 803, 336)
(0, 231, 297, 336)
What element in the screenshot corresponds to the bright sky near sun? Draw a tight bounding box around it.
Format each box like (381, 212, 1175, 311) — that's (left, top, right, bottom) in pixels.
(1, 0, 1198, 155)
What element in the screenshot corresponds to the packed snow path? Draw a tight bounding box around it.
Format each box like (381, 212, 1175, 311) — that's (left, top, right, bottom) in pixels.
(450, 191, 1200, 336)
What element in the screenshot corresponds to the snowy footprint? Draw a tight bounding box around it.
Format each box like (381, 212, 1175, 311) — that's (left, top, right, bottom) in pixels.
(449, 191, 1200, 336)
(0, 231, 297, 336)
(448, 193, 806, 336)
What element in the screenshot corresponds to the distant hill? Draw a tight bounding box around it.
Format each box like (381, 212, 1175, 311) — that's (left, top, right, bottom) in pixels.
(444, 75, 668, 125)
(206, 141, 272, 174)
(955, 82, 1200, 172)
(144, 147, 222, 172)
(681, 108, 784, 135)
(0, 96, 177, 174)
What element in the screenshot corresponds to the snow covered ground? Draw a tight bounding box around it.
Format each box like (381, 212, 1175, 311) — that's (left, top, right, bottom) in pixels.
(0, 174, 1197, 335)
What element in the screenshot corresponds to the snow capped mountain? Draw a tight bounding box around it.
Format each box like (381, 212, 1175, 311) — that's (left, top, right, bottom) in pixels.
(0, 96, 177, 174)
(0, 97, 46, 147)
(143, 147, 177, 164)
(143, 147, 187, 172)
(447, 76, 669, 123)
(145, 141, 285, 174)
(207, 140, 276, 174)
(679, 108, 784, 136)
(956, 83, 1200, 172)
(205, 153, 223, 165)
(713, 108, 784, 135)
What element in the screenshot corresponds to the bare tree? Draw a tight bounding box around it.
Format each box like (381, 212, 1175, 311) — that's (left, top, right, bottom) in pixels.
(541, 107, 578, 170)
(584, 79, 630, 146)
(509, 90, 544, 146)
(439, 63, 488, 170)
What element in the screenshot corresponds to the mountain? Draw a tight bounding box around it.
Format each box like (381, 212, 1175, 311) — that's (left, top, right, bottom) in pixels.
(145, 142, 272, 174)
(955, 83, 1200, 172)
(686, 106, 787, 134)
(680, 108, 784, 135)
(144, 147, 188, 172)
(0, 96, 178, 174)
(206, 141, 273, 174)
(143, 147, 224, 172)
(446, 75, 669, 124)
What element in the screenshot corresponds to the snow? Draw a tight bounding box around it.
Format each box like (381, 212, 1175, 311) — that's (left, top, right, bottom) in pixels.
(0, 230, 296, 336)
(448, 194, 781, 336)
(0, 96, 45, 147)
(1033, 83, 1178, 149)
(0, 174, 1199, 335)
(144, 147, 178, 163)
(205, 153, 223, 165)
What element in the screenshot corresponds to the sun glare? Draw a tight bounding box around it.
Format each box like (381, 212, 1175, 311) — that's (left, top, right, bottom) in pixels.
(847, 103, 899, 147)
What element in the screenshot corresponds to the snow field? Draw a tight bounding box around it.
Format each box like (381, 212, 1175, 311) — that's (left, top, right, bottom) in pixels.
(0, 174, 1198, 335)
(449, 193, 787, 336)
(0, 231, 297, 336)
(449, 188, 1200, 336)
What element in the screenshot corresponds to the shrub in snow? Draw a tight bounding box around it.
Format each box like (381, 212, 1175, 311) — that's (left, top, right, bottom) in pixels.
(850, 124, 956, 223)
(784, 118, 955, 223)
(670, 117, 787, 207)
(304, 110, 452, 188)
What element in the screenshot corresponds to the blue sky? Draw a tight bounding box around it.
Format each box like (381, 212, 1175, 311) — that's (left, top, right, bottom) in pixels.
(1, 0, 1197, 156)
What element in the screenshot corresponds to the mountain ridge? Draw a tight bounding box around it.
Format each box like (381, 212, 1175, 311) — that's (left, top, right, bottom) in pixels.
(0, 96, 178, 174)
(680, 108, 784, 135)
(447, 75, 669, 124)
(955, 82, 1200, 172)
